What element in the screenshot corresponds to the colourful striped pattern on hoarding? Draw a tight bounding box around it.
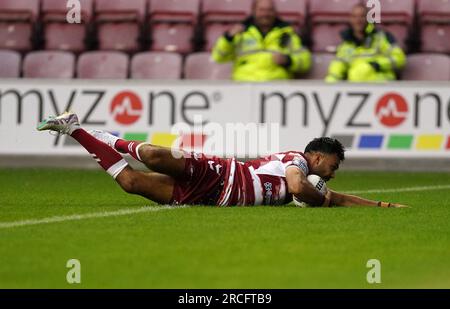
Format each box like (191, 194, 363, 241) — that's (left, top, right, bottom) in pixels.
(331, 135, 354, 149)
(387, 135, 413, 149)
(123, 132, 148, 142)
(334, 134, 448, 151)
(150, 132, 178, 147)
(358, 135, 384, 149)
(416, 135, 444, 150)
(63, 132, 449, 153)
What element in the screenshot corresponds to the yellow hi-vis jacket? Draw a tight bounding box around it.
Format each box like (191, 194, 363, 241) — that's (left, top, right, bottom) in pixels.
(212, 18, 311, 81)
(326, 23, 406, 82)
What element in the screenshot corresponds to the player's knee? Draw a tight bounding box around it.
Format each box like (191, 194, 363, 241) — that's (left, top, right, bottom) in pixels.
(117, 171, 139, 194)
(143, 147, 166, 166)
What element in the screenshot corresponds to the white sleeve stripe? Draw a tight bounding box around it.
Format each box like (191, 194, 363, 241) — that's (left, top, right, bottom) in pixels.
(285, 164, 307, 175)
(285, 157, 309, 175)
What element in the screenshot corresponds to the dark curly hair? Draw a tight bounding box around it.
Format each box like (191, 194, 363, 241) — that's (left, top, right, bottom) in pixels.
(304, 137, 345, 161)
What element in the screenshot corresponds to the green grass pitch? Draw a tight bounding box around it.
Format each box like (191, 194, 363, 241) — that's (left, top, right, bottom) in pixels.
(0, 168, 449, 288)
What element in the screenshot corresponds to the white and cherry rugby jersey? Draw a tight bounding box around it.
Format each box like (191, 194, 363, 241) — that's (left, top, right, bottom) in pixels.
(216, 151, 310, 206)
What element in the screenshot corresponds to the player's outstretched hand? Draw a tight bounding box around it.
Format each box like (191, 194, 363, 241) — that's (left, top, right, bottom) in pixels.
(379, 202, 409, 208)
(390, 203, 410, 208)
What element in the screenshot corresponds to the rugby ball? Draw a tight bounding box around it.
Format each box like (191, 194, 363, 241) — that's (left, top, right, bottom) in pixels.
(293, 174, 327, 208)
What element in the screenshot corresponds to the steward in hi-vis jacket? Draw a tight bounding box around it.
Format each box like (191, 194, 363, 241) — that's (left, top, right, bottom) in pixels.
(212, 0, 311, 81)
(326, 4, 406, 82)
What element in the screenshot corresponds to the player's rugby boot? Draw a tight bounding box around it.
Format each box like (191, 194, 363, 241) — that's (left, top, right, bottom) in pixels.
(37, 111, 80, 135)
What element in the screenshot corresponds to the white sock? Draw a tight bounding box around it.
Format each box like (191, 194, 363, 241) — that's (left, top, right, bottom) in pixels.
(68, 124, 81, 135)
(106, 159, 129, 179)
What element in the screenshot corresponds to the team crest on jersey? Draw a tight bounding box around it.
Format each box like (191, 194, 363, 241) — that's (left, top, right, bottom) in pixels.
(264, 182, 272, 191)
(264, 182, 273, 204)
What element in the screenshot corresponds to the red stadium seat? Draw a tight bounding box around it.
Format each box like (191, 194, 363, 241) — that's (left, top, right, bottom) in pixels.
(0, 23, 33, 51)
(184, 52, 232, 80)
(309, 0, 360, 24)
(0, 50, 21, 78)
(418, 0, 450, 23)
(77, 51, 129, 79)
(23, 51, 75, 79)
(131, 52, 182, 79)
(43, 23, 88, 53)
(95, 0, 146, 22)
(311, 24, 347, 53)
(98, 23, 141, 52)
(302, 53, 335, 80)
(95, 0, 147, 52)
(418, 0, 450, 53)
(149, 0, 200, 24)
(0, 0, 38, 21)
(202, 0, 253, 24)
(150, 23, 194, 54)
(0, 0, 39, 51)
(378, 24, 409, 52)
(274, 0, 307, 29)
(378, 0, 414, 26)
(375, 0, 414, 53)
(203, 23, 237, 51)
(42, 0, 93, 53)
(421, 24, 450, 53)
(43, 0, 93, 21)
(402, 54, 450, 81)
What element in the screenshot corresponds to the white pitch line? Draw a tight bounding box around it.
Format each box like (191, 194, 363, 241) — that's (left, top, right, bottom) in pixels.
(1, 184, 449, 229)
(345, 184, 450, 195)
(0, 206, 188, 229)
